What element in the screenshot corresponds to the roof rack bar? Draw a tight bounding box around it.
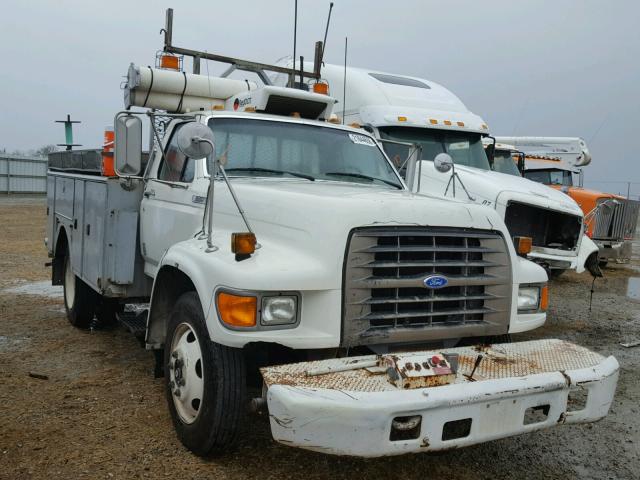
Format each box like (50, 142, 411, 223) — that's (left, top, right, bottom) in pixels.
(161, 8, 320, 83)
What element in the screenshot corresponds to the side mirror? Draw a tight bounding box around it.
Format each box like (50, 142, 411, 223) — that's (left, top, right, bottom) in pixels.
(434, 153, 453, 173)
(114, 114, 142, 176)
(176, 122, 215, 170)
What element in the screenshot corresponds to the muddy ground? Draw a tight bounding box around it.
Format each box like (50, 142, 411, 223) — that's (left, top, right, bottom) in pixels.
(1, 195, 638, 480)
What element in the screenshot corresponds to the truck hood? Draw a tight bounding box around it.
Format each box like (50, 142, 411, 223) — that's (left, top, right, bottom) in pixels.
(216, 178, 506, 234)
(419, 161, 583, 217)
(197, 178, 518, 292)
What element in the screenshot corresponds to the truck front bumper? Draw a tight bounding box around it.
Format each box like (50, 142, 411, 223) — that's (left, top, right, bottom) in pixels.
(263, 340, 618, 457)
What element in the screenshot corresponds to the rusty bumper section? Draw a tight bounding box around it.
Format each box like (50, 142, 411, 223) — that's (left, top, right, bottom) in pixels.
(261, 340, 619, 457)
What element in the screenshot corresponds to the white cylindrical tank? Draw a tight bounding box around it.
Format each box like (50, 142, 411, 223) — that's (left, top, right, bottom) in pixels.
(124, 64, 258, 112)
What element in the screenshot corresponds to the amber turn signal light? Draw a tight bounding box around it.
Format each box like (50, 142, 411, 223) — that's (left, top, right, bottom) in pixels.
(231, 232, 257, 255)
(514, 236, 533, 256)
(312, 81, 329, 95)
(217, 292, 257, 328)
(159, 54, 180, 71)
(540, 285, 549, 311)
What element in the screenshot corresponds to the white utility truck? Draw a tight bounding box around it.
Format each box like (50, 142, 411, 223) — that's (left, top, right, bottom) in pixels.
(44, 11, 617, 458)
(314, 65, 601, 277)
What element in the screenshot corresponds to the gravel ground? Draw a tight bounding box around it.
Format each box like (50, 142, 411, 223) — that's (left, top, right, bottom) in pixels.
(1, 195, 638, 480)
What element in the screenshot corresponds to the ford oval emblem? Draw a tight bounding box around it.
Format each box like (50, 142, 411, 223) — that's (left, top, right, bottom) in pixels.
(423, 275, 449, 289)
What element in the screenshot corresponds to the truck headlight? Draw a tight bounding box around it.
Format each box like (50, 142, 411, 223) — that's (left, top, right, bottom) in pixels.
(261, 296, 298, 325)
(518, 286, 540, 311)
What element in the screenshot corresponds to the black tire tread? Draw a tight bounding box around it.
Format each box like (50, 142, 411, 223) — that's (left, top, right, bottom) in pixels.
(63, 252, 97, 328)
(165, 291, 246, 456)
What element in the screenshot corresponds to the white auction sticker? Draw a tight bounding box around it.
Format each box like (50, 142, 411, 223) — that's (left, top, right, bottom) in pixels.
(348, 133, 376, 146)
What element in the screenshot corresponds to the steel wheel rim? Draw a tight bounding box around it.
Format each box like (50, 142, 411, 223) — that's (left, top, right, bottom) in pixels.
(64, 258, 75, 308)
(169, 322, 204, 424)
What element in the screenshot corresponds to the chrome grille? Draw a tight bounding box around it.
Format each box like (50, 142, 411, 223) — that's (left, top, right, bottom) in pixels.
(342, 227, 512, 347)
(592, 198, 640, 242)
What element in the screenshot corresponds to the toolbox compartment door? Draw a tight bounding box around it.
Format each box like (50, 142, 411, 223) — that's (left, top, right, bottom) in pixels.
(81, 181, 107, 288)
(71, 179, 85, 273)
(106, 210, 138, 285)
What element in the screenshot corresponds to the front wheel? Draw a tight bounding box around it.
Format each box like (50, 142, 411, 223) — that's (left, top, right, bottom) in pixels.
(165, 291, 246, 457)
(63, 249, 97, 328)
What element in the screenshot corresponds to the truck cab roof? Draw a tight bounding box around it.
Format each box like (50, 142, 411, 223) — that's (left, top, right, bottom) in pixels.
(312, 63, 489, 134)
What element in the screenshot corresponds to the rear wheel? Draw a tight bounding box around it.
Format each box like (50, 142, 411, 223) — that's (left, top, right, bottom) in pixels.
(165, 291, 246, 456)
(63, 249, 98, 328)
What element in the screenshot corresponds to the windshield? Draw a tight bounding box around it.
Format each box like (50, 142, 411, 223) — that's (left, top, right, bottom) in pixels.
(207, 118, 402, 189)
(492, 150, 521, 176)
(378, 126, 491, 172)
(524, 169, 573, 186)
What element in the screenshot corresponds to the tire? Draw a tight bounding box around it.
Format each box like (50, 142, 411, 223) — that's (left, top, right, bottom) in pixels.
(164, 291, 246, 456)
(548, 269, 565, 280)
(63, 249, 98, 328)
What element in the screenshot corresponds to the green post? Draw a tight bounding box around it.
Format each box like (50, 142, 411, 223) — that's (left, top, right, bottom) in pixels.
(55, 114, 81, 151)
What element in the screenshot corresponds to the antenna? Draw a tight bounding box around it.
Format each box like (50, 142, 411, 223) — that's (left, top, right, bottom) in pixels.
(320, 2, 334, 65)
(291, 0, 298, 88)
(342, 37, 347, 124)
(55, 114, 81, 151)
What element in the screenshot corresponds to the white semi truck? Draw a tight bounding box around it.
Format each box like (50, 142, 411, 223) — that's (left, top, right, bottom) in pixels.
(44, 11, 618, 458)
(313, 65, 601, 277)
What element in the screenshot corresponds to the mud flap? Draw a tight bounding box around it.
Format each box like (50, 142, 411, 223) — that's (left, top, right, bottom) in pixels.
(585, 251, 603, 278)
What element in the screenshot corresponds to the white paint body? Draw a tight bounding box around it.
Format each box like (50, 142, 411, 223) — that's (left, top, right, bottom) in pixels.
(314, 64, 598, 272)
(141, 112, 547, 349)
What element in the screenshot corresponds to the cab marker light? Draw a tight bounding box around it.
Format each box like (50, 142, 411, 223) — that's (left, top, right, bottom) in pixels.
(397, 116, 407, 122)
(444, 120, 452, 126)
(231, 232, 257, 256)
(429, 119, 438, 125)
(457, 121, 465, 127)
(159, 54, 180, 71)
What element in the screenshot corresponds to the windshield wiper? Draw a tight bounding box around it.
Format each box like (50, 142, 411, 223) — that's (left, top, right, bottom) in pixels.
(224, 167, 315, 181)
(324, 172, 402, 189)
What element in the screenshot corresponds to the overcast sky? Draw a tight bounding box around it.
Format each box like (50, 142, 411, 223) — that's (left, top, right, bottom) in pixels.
(1, 0, 638, 194)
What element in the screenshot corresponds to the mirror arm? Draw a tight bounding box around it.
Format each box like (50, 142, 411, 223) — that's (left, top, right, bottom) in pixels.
(205, 150, 217, 252)
(217, 162, 254, 235)
(194, 136, 254, 235)
(195, 137, 255, 252)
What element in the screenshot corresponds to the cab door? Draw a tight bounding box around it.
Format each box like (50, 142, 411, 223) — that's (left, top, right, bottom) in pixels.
(140, 122, 207, 274)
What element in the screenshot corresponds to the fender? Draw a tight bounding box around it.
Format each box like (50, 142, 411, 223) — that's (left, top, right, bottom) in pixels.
(145, 235, 343, 350)
(51, 225, 69, 285)
(510, 256, 548, 334)
(576, 235, 600, 275)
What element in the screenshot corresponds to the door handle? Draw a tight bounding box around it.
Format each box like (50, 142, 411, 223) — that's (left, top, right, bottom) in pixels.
(144, 189, 155, 198)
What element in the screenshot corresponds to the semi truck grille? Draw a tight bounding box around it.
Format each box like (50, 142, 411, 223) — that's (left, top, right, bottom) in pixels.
(342, 227, 512, 347)
(504, 202, 582, 251)
(592, 198, 640, 242)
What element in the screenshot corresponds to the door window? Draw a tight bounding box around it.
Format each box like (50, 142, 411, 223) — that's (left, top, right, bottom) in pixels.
(157, 124, 198, 182)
